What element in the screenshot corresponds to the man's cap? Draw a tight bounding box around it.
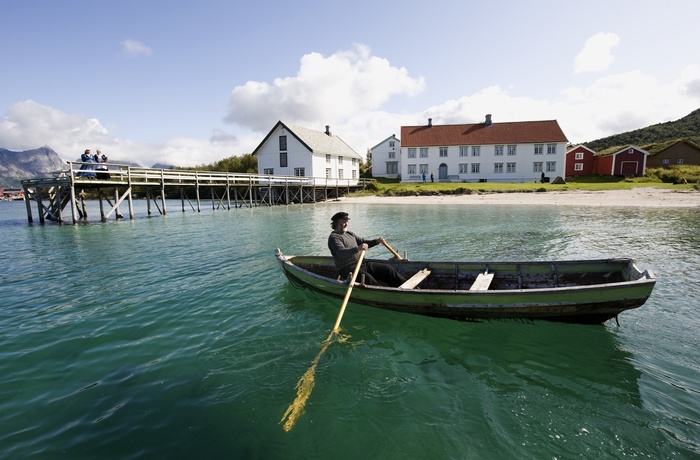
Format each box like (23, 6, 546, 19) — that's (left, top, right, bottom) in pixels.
(331, 212, 349, 221)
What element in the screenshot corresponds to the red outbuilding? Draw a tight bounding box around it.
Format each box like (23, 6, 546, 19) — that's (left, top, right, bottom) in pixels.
(565, 145, 596, 176)
(594, 146, 649, 177)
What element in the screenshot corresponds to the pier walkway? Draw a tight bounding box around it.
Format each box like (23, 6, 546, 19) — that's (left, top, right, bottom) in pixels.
(20, 162, 370, 224)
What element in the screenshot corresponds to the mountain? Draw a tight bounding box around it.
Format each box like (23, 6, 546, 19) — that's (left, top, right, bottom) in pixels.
(0, 146, 66, 188)
(585, 108, 700, 151)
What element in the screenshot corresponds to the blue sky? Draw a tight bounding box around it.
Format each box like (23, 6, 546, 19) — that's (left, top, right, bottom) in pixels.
(2, 0, 699, 167)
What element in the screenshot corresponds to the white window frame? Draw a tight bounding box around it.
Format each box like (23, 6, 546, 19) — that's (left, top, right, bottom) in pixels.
(471, 163, 480, 174)
(575, 152, 584, 160)
(494, 163, 503, 173)
(546, 161, 556, 173)
(419, 148, 429, 158)
(472, 146, 481, 157)
(459, 146, 469, 157)
(506, 162, 516, 173)
(294, 167, 305, 176)
(507, 145, 517, 156)
(495, 145, 504, 156)
(533, 162, 543, 172)
(547, 144, 557, 155)
(459, 163, 468, 173)
(439, 146, 448, 157)
(408, 164, 416, 174)
(408, 148, 417, 158)
(534, 144, 543, 155)
(574, 163, 583, 171)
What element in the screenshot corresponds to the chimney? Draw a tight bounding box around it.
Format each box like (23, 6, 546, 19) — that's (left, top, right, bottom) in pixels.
(325, 125, 331, 136)
(485, 114, 492, 126)
(428, 118, 432, 127)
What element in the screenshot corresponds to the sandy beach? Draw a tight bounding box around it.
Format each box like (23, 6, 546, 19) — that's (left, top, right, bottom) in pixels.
(339, 188, 700, 208)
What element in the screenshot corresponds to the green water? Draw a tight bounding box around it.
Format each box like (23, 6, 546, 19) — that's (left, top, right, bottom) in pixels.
(1, 200, 699, 459)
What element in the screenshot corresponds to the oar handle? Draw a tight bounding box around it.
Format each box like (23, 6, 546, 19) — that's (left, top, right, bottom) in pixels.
(332, 249, 366, 332)
(381, 240, 403, 260)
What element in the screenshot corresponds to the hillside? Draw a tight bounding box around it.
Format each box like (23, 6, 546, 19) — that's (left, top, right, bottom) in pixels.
(0, 147, 66, 188)
(585, 108, 700, 151)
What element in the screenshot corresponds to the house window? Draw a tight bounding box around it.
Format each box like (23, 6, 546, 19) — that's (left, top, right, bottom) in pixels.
(408, 148, 417, 158)
(420, 148, 429, 158)
(386, 162, 398, 174)
(662, 159, 670, 164)
(389, 141, 395, 147)
(388, 151, 395, 159)
(574, 163, 583, 171)
(471, 163, 480, 174)
(419, 164, 429, 174)
(459, 146, 469, 157)
(534, 144, 543, 155)
(408, 164, 417, 174)
(678, 158, 684, 164)
(338, 169, 344, 179)
(294, 168, 305, 176)
(280, 152, 287, 167)
(533, 162, 543, 172)
(352, 170, 357, 179)
(264, 168, 274, 174)
(279, 135, 287, 151)
(326, 154, 331, 163)
(494, 163, 503, 173)
(459, 163, 468, 173)
(326, 168, 332, 178)
(507, 145, 517, 156)
(506, 162, 516, 173)
(495, 145, 504, 156)
(546, 161, 556, 172)
(352, 158, 357, 166)
(439, 147, 448, 157)
(472, 146, 481, 156)
(338, 156, 344, 164)
(575, 152, 584, 160)
(547, 144, 557, 154)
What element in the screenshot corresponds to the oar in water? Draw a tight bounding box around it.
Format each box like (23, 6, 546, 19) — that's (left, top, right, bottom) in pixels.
(280, 249, 366, 432)
(381, 240, 403, 260)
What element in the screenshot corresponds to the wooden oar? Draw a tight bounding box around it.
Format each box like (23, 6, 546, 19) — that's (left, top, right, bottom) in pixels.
(280, 250, 366, 432)
(381, 240, 403, 260)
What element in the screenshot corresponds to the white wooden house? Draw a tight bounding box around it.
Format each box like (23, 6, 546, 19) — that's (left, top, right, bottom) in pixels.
(252, 121, 362, 184)
(370, 134, 400, 179)
(400, 115, 569, 183)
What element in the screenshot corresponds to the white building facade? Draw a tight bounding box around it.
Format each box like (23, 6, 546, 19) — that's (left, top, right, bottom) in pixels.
(252, 121, 362, 184)
(370, 134, 400, 179)
(400, 116, 569, 183)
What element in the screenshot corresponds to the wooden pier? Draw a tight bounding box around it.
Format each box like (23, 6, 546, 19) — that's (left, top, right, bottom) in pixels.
(20, 162, 370, 224)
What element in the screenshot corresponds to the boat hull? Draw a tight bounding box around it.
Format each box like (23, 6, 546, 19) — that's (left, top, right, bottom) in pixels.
(275, 251, 656, 325)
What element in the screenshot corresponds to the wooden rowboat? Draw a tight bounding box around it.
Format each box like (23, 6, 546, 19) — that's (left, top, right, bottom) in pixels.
(275, 249, 656, 325)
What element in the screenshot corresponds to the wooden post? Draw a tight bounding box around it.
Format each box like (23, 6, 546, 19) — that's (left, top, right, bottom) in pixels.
(98, 188, 105, 220)
(195, 172, 201, 213)
(23, 185, 33, 223)
(160, 170, 167, 215)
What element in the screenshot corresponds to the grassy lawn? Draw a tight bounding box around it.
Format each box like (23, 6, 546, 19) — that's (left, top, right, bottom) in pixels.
(353, 173, 699, 197)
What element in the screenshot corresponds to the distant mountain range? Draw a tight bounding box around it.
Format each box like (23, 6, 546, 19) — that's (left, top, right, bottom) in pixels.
(584, 108, 700, 152)
(0, 147, 162, 188)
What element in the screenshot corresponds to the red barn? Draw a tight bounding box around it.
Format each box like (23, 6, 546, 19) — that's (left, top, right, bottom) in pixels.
(566, 145, 596, 176)
(594, 146, 649, 177)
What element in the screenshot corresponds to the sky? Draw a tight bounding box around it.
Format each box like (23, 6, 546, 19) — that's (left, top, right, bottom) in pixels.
(2, 0, 700, 168)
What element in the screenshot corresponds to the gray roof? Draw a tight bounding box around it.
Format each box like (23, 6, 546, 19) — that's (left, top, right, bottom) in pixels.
(285, 122, 362, 159)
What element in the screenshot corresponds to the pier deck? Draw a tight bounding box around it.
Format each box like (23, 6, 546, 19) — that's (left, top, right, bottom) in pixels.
(21, 162, 370, 224)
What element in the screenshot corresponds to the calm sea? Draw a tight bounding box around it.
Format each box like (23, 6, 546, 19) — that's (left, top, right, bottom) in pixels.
(1, 198, 699, 459)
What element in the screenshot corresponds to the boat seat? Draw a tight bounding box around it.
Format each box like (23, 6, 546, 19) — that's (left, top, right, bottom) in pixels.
(469, 272, 494, 291)
(399, 268, 431, 289)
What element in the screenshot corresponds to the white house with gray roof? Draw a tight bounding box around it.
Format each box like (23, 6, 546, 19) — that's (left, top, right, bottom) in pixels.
(370, 134, 400, 179)
(252, 121, 362, 184)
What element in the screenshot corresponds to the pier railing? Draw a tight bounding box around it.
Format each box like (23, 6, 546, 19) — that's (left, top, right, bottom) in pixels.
(20, 163, 372, 224)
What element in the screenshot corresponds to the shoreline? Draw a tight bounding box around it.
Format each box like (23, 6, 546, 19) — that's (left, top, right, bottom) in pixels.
(338, 188, 700, 208)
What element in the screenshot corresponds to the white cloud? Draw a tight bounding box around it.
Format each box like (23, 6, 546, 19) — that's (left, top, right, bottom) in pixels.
(574, 32, 620, 74)
(224, 44, 426, 133)
(121, 39, 152, 57)
(0, 100, 233, 167)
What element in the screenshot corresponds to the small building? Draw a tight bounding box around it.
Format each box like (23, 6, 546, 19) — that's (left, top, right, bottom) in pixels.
(565, 145, 596, 176)
(252, 121, 362, 183)
(370, 134, 400, 179)
(594, 146, 649, 176)
(400, 115, 568, 182)
(646, 139, 700, 168)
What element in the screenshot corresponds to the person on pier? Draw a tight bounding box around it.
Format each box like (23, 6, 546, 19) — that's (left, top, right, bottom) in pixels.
(328, 212, 406, 287)
(95, 150, 110, 179)
(77, 149, 96, 178)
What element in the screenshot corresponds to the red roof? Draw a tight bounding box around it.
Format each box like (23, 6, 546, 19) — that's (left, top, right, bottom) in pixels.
(401, 120, 568, 147)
